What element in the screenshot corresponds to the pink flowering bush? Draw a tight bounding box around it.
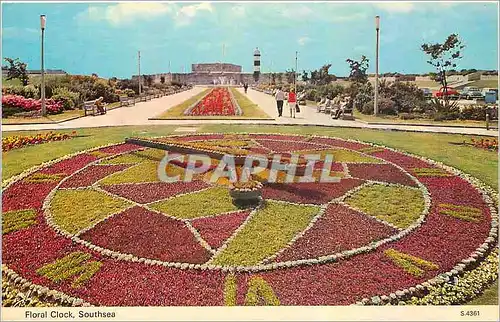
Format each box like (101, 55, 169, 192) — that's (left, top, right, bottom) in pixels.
(2, 94, 64, 117)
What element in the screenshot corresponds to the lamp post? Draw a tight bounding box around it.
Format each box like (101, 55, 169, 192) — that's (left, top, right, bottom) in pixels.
(374, 15, 380, 116)
(40, 15, 46, 116)
(138, 51, 141, 96)
(295, 51, 298, 93)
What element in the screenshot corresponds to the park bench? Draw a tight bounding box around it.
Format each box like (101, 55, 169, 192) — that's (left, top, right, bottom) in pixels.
(83, 99, 106, 116)
(119, 96, 135, 107)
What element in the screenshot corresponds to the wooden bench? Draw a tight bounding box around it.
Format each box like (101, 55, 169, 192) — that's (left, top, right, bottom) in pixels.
(119, 96, 135, 107)
(83, 100, 107, 116)
(341, 108, 355, 120)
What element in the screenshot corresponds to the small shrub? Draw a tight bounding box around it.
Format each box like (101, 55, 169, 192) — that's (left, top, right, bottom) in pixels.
(22, 85, 40, 99)
(52, 87, 80, 110)
(398, 113, 418, 120)
(362, 98, 396, 115)
(459, 105, 491, 121)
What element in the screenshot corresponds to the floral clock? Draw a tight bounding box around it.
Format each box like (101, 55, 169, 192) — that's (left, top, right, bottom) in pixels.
(2, 133, 497, 306)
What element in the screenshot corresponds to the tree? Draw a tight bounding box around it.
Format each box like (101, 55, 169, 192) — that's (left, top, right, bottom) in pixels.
(145, 75, 154, 87)
(301, 70, 310, 83)
(271, 73, 276, 85)
(276, 73, 283, 84)
(160, 76, 165, 84)
(3, 58, 29, 86)
(421, 34, 464, 91)
(346, 55, 370, 84)
(285, 69, 295, 84)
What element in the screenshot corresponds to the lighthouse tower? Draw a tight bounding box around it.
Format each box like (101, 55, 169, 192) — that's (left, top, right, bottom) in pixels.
(253, 47, 261, 83)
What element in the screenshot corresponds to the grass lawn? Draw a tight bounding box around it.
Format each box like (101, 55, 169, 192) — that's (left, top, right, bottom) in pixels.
(152, 88, 273, 120)
(1, 102, 122, 125)
(352, 110, 497, 129)
(2, 124, 497, 305)
(467, 79, 499, 89)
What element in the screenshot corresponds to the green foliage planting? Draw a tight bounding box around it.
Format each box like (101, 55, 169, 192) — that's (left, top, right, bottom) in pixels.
(244, 277, 281, 306)
(36, 252, 102, 288)
(412, 168, 453, 177)
(50, 189, 131, 234)
(23, 173, 66, 183)
(211, 201, 320, 266)
(345, 184, 425, 228)
(438, 203, 482, 222)
(150, 187, 238, 219)
(384, 249, 439, 277)
(2, 209, 37, 235)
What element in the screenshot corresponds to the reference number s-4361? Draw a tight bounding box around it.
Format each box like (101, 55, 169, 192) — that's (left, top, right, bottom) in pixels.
(461, 310, 480, 317)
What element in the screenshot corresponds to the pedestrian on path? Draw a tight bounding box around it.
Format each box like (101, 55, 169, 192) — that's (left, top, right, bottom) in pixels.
(275, 87, 284, 117)
(288, 89, 297, 118)
(243, 83, 248, 94)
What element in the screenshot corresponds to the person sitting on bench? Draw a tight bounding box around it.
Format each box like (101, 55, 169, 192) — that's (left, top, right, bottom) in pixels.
(316, 97, 326, 112)
(95, 97, 106, 115)
(332, 96, 346, 119)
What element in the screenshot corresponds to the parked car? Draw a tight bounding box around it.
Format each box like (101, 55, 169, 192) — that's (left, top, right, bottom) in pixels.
(435, 87, 460, 100)
(421, 88, 432, 99)
(460, 86, 483, 100)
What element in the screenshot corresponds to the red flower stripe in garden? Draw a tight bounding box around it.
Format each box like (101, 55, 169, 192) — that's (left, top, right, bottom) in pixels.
(2, 181, 59, 212)
(275, 204, 397, 262)
(311, 137, 370, 150)
(421, 176, 486, 207)
(262, 178, 364, 204)
(60, 164, 131, 189)
(253, 139, 329, 153)
(368, 150, 434, 170)
(101, 181, 209, 204)
(346, 163, 418, 187)
(191, 211, 251, 249)
(80, 206, 212, 263)
(248, 134, 309, 141)
(174, 134, 225, 142)
(188, 88, 237, 116)
(96, 143, 144, 155)
(37, 154, 99, 175)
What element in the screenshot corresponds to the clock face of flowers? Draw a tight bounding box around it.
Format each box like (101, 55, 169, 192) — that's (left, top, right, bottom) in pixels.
(2, 133, 496, 306)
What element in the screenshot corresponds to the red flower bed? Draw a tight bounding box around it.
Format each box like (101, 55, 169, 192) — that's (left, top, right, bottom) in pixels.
(60, 164, 131, 189)
(2, 181, 59, 212)
(37, 154, 99, 175)
(187, 88, 237, 116)
(254, 139, 329, 153)
(102, 181, 209, 204)
(191, 210, 251, 249)
(80, 206, 212, 264)
(262, 178, 364, 204)
(347, 163, 417, 187)
(275, 204, 397, 262)
(2, 94, 63, 115)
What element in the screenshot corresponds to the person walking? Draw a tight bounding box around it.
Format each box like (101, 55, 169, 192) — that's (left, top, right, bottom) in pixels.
(288, 89, 297, 118)
(275, 87, 284, 117)
(243, 83, 248, 94)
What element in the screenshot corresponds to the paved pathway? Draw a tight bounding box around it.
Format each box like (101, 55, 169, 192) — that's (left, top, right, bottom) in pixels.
(2, 87, 498, 137)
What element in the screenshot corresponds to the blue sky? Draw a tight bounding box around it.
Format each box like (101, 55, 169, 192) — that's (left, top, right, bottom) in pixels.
(1, 1, 498, 79)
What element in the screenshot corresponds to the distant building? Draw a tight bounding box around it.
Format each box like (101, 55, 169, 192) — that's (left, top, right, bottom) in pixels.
(132, 62, 272, 86)
(1, 67, 67, 76)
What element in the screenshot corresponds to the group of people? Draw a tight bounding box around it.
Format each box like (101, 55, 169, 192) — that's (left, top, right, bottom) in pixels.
(274, 88, 305, 118)
(317, 94, 352, 119)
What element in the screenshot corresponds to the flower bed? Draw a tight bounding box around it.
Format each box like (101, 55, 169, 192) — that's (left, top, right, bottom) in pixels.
(185, 87, 241, 116)
(1, 133, 497, 307)
(2, 94, 64, 117)
(3, 131, 77, 152)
